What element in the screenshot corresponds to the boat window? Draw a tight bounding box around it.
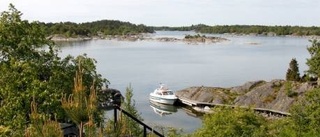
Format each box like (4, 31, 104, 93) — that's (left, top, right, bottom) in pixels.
(167, 91, 173, 95)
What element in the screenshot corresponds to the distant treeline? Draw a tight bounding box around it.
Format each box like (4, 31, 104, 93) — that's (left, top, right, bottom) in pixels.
(39, 20, 154, 37)
(153, 24, 320, 36)
(39, 20, 320, 38)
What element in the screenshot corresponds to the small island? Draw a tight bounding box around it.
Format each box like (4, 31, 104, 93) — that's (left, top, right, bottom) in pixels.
(183, 34, 228, 44)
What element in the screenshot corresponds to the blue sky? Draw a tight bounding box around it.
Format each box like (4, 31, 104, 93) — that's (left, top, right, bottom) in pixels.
(1, 0, 320, 26)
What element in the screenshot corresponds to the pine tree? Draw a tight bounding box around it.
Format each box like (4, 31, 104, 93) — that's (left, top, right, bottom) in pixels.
(286, 58, 300, 81)
(25, 97, 63, 137)
(104, 84, 144, 137)
(306, 40, 320, 84)
(121, 84, 144, 136)
(61, 61, 98, 137)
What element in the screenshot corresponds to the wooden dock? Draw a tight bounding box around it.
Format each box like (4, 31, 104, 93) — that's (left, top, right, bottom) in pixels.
(178, 97, 291, 117)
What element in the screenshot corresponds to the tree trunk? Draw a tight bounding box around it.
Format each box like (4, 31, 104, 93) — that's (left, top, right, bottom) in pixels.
(79, 122, 83, 137)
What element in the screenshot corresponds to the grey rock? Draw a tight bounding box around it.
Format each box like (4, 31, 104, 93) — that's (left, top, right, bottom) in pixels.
(175, 86, 230, 104)
(230, 80, 266, 94)
(176, 79, 315, 112)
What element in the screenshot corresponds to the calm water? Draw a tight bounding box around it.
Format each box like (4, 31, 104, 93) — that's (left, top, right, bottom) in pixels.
(58, 31, 311, 133)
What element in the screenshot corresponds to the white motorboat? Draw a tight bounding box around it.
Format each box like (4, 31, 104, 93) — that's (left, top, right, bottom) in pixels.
(149, 84, 178, 105)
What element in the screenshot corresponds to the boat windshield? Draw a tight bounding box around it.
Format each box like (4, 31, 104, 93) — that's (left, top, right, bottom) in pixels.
(162, 91, 173, 95)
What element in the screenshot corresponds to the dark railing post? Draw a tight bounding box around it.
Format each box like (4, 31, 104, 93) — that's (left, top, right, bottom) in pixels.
(144, 126, 147, 137)
(114, 105, 117, 131)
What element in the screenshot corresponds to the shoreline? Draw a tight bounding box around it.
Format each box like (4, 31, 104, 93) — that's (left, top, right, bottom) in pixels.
(48, 32, 320, 44)
(49, 33, 229, 44)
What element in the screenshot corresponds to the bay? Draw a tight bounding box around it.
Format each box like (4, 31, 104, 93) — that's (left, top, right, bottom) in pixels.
(58, 31, 311, 133)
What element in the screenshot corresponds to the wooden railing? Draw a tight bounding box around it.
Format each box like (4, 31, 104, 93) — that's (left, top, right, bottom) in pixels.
(113, 105, 164, 137)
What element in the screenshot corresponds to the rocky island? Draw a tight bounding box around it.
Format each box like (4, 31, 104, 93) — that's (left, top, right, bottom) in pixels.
(183, 34, 228, 44)
(175, 79, 317, 113)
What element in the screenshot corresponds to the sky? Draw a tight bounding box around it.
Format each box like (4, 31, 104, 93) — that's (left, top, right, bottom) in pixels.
(1, 0, 320, 26)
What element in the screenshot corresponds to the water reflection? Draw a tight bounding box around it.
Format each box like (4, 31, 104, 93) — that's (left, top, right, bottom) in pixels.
(149, 101, 177, 116)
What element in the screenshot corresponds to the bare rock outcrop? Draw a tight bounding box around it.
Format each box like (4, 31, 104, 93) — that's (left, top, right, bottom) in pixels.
(175, 86, 232, 104)
(176, 79, 315, 112)
(233, 80, 314, 111)
(230, 80, 266, 94)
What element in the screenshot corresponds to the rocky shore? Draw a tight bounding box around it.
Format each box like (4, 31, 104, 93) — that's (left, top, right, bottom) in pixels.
(48, 34, 229, 44)
(183, 36, 228, 44)
(48, 34, 92, 41)
(48, 32, 320, 43)
(175, 79, 317, 113)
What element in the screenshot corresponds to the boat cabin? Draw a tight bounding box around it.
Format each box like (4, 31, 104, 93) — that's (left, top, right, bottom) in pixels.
(156, 90, 174, 96)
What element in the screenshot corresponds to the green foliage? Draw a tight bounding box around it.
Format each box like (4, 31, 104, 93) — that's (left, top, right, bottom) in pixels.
(0, 126, 11, 136)
(25, 120, 63, 137)
(306, 40, 320, 79)
(284, 81, 298, 98)
(166, 128, 183, 137)
(61, 62, 103, 137)
(193, 107, 266, 137)
(81, 20, 154, 35)
(163, 127, 184, 137)
(152, 24, 209, 31)
(0, 4, 106, 134)
(25, 99, 63, 137)
(105, 85, 144, 137)
(121, 84, 144, 136)
(43, 22, 91, 37)
(154, 24, 320, 36)
(265, 88, 320, 137)
(148, 125, 184, 137)
(287, 88, 320, 136)
(41, 20, 154, 37)
(198, 25, 320, 36)
(0, 4, 56, 132)
(286, 58, 300, 81)
(266, 118, 297, 137)
(0, 4, 52, 62)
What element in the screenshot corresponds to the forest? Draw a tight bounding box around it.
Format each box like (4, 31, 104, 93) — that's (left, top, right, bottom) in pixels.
(153, 24, 320, 36)
(39, 20, 320, 38)
(39, 20, 154, 37)
(40, 22, 320, 38)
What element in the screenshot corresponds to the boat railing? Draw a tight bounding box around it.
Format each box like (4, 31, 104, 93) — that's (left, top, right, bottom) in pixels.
(113, 105, 164, 137)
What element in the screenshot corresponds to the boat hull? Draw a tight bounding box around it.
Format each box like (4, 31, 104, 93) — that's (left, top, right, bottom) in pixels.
(149, 94, 177, 105)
